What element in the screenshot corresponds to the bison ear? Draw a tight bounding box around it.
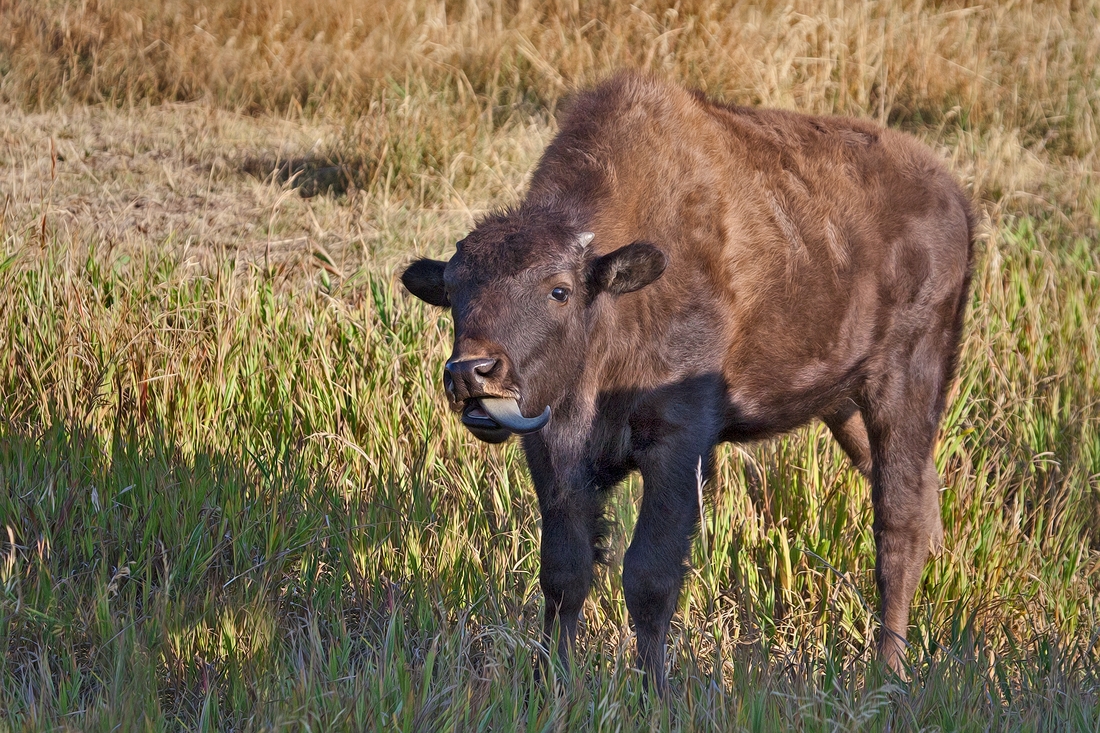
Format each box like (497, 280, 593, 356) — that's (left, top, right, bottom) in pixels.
(591, 242, 667, 295)
(401, 258, 450, 307)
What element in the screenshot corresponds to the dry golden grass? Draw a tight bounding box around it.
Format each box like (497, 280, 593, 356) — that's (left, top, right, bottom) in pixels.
(2, 0, 1098, 226)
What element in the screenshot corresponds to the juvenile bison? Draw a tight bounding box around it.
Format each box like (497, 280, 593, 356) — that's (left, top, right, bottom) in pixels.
(402, 71, 973, 692)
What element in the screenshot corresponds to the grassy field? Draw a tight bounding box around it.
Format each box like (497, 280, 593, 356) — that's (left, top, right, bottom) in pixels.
(1, 0, 1099, 730)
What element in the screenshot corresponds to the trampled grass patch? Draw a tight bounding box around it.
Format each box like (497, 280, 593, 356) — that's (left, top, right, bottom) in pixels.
(1, 1, 1099, 730)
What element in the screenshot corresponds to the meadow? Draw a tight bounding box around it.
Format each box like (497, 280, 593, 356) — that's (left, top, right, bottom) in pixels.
(1, 0, 1098, 729)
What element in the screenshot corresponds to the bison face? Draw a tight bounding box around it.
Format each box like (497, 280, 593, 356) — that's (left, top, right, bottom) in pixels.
(402, 221, 666, 443)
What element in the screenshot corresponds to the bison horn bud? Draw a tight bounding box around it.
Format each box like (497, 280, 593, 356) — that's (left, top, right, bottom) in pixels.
(576, 231, 595, 249)
(479, 397, 551, 434)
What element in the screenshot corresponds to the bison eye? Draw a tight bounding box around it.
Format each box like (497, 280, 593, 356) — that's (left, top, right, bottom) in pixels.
(549, 286, 570, 303)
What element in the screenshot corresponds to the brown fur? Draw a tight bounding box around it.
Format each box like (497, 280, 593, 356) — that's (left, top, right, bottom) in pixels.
(402, 70, 974, 692)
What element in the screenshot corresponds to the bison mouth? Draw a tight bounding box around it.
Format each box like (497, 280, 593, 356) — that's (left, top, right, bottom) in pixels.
(460, 397, 551, 444)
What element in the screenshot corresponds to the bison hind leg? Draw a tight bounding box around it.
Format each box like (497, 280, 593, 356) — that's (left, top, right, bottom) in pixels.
(823, 402, 873, 478)
(823, 400, 945, 557)
(922, 459, 945, 556)
(862, 342, 958, 673)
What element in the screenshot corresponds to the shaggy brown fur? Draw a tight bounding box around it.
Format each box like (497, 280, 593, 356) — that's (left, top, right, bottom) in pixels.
(403, 70, 974, 692)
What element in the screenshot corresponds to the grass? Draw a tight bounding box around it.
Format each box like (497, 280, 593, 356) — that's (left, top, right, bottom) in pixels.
(1, 0, 1099, 730)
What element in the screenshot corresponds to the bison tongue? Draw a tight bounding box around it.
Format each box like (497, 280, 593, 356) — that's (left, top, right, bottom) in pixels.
(478, 397, 551, 434)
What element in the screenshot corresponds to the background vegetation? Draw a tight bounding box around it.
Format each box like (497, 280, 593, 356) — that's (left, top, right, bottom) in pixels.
(1, 0, 1098, 729)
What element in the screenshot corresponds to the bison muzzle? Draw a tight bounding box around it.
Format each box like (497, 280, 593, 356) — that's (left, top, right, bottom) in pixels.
(402, 71, 973, 693)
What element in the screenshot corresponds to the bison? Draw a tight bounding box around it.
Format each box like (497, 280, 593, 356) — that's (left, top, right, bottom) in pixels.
(402, 71, 973, 692)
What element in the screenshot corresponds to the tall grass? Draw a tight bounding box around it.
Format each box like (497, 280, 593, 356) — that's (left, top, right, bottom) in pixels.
(1, 0, 1099, 730)
(1, 214, 1097, 731)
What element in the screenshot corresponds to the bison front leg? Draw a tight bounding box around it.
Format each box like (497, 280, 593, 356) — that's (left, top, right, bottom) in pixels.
(624, 433, 714, 695)
(525, 436, 606, 677)
(538, 495, 603, 666)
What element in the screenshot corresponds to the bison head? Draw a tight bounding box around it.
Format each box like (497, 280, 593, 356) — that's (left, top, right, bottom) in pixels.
(401, 211, 666, 443)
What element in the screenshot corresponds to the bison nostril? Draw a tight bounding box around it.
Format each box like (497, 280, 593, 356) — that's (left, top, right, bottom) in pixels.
(445, 357, 501, 397)
(473, 358, 498, 377)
